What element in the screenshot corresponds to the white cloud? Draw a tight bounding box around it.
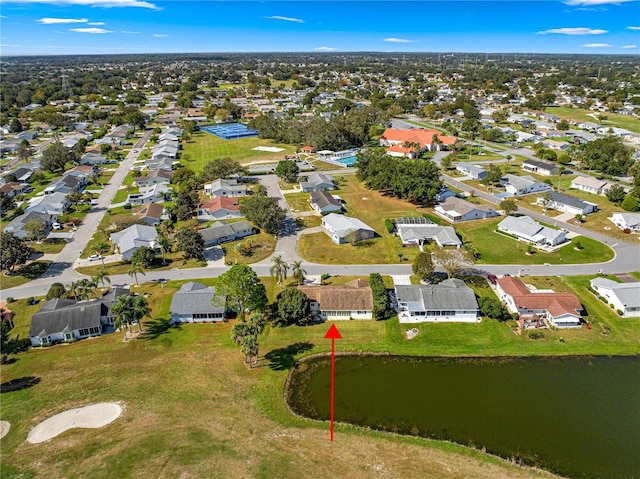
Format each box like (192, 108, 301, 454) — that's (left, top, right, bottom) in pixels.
(315, 46, 336, 51)
(627, 26, 640, 30)
(121, 30, 140, 34)
(0, 15, 7, 19)
(152, 33, 168, 37)
(4, 0, 160, 10)
(622, 44, 638, 48)
(565, 0, 633, 5)
(70, 27, 113, 34)
(538, 27, 608, 35)
(582, 43, 613, 47)
(384, 37, 417, 43)
(265, 16, 304, 23)
(88, 22, 105, 25)
(37, 17, 88, 24)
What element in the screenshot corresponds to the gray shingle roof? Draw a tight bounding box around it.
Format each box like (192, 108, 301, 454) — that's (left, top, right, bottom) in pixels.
(544, 191, 594, 210)
(169, 282, 226, 315)
(310, 190, 340, 209)
(395, 279, 478, 310)
(199, 220, 253, 243)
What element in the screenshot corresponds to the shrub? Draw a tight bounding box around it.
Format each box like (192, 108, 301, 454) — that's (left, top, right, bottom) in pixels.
(5, 297, 15, 303)
(46, 283, 66, 300)
(528, 329, 545, 340)
(370, 273, 391, 320)
(384, 219, 394, 234)
(123, 204, 132, 210)
(617, 309, 624, 316)
(623, 228, 631, 234)
(26, 297, 37, 305)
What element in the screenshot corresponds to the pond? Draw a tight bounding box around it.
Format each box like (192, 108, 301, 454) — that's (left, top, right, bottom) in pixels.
(286, 355, 640, 479)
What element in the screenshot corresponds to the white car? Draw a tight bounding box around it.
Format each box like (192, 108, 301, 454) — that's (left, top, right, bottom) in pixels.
(52, 222, 62, 230)
(88, 254, 104, 262)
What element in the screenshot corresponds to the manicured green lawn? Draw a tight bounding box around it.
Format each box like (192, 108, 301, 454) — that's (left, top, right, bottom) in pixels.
(298, 175, 426, 265)
(75, 252, 206, 276)
(31, 239, 67, 255)
(220, 230, 277, 265)
(0, 261, 51, 290)
(546, 107, 640, 134)
(112, 187, 133, 204)
(456, 218, 614, 264)
(284, 191, 312, 213)
(180, 131, 296, 171)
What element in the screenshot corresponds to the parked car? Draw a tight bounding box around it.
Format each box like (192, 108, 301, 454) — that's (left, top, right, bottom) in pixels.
(88, 254, 104, 261)
(52, 222, 62, 230)
(487, 274, 498, 285)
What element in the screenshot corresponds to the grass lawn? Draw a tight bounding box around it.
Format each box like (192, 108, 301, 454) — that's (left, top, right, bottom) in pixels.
(31, 239, 67, 255)
(180, 131, 296, 172)
(75, 253, 206, 276)
(455, 218, 613, 264)
(0, 261, 50, 290)
(5, 271, 639, 479)
(284, 191, 312, 213)
(546, 107, 640, 135)
(221, 231, 276, 265)
(298, 175, 427, 265)
(81, 206, 132, 258)
(295, 215, 322, 229)
(112, 187, 133, 204)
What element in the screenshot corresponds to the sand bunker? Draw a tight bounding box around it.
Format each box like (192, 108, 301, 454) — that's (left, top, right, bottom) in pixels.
(252, 146, 284, 152)
(27, 402, 122, 444)
(0, 421, 10, 439)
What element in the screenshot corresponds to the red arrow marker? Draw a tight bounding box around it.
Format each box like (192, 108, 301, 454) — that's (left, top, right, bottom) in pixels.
(324, 323, 342, 441)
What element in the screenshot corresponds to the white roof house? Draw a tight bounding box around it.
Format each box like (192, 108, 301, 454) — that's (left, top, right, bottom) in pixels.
(110, 224, 158, 260)
(536, 191, 597, 216)
(570, 176, 611, 196)
(204, 178, 247, 198)
(590, 278, 640, 318)
(395, 279, 479, 323)
(435, 197, 499, 223)
(299, 173, 335, 192)
(498, 215, 567, 246)
(500, 174, 552, 196)
(455, 163, 487, 180)
(169, 282, 226, 324)
(321, 213, 375, 245)
(395, 217, 461, 248)
(609, 212, 640, 233)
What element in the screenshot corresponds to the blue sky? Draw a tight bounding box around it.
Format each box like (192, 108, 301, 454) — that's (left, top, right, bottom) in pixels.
(1, 0, 639, 55)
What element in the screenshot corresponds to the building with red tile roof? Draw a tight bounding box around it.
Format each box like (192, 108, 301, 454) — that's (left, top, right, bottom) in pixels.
(496, 276, 583, 329)
(380, 128, 458, 159)
(197, 196, 243, 221)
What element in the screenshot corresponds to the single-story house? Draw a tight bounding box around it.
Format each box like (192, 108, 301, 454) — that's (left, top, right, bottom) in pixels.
(300, 145, 315, 153)
(435, 186, 457, 203)
(542, 139, 570, 151)
(536, 191, 597, 216)
(297, 279, 373, 320)
(570, 176, 610, 196)
(435, 196, 499, 223)
(134, 169, 173, 188)
(131, 203, 164, 225)
(321, 213, 375, 245)
(496, 277, 582, 328)
(24, 192, 69, 216)
(522, 159, 558, 176)
(15, 131, 38, 142)
(500, 174, 552, 196)
(309, 190, 342, 214)
(395, 279, 479, 323)
(3, 211, 56, 239)
(299, 173, 335, 192)
(169, 282, 226, 324)
(200, 220, 254, 247)
(0, 182, 29, 198)
(198, 197, 243, 221)
(590, 278, 640, 318)
(127, 184, 171, 206)
(456, 163, 487, 180)
(5, 167, 33, 184)
(395, 217, 461, 248)
(80, 152, 108, 166)
(609, 212, 640, 233)
(110, 224, 158, 260)
(29, 288, 130, 346)
(498, 215, 567, 246)
(204, 178, 247, 198)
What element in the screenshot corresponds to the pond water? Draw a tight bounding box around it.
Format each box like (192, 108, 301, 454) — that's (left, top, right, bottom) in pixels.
(286, 355, 640, 479)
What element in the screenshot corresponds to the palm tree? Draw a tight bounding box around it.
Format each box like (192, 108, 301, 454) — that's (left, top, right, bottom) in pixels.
(130, 295, 151, 332)
(270, 255, 289, 288)
(291, 260, 306, 286)
(111, 295, 133, 340)
(127, 261, 145, 286)
(157, 235, 171, 265)
(92, 241, 110, 268)
(67, 281, 80, 301)
(92, 269, 111, 290)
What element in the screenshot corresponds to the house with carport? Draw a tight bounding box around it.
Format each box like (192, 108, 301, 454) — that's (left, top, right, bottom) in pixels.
(498, 215, 567, 246)
(590, 278, 640, 318)
(536, 191, 597, 216)
(321, 213, 375, 245)
(110, 224, 158, 260)
(309, 190, 342, 214)
(435, 197, 499, 223)
(456, 163, 487, 180)
(500, 174, 551, 196)
(570, 176, 611, 196)
(609, 212, 640, 233)
(395, 217, 461, 248)
(199, 220, 254, 247)
(297, 279, 373, 320)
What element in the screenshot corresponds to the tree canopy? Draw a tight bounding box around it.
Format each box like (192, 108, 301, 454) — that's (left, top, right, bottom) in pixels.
(177, 229, 204, 260)
(240, 195, 286, 236)
(273, 288, 310, 327)
(199, 157, 244, 183)
(275, 159, 299, 183)
(575, 137, 634, 176)
(214, 265, 267, 320)
(0, 232, 32, 274)
(41, 142, 77, 173)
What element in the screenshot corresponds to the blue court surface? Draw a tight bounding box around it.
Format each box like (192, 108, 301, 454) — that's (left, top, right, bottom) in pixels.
(201, 123, 258, 140)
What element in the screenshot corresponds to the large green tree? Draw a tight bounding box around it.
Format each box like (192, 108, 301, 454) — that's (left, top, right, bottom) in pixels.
(240, 195, 286, 236)
(214, 265, 267, 320)
(273, 288, 310, 327)
(0, 232, 32, 274)
(369, 273, 391, 320)
(177, 229, 204, 260)
(199, 157, 244, 183)
(275, 159, 299, 183)
(576, 137, 633, 176)
(41, 142, 76, 173)
(412, 252, 435, 282)
(131, 246, 156, 268)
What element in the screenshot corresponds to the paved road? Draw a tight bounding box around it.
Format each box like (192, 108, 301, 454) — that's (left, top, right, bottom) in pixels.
(1, 131, 152, 299)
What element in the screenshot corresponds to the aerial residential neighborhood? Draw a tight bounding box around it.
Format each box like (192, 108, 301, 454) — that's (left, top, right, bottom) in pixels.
(1, 6, 640, 477)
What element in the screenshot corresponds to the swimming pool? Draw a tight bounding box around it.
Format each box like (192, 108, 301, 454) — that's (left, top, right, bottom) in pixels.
(335, 155, 357, 166)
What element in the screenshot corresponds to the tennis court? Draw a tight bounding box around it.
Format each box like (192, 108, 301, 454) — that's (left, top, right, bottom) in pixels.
(201, 123, 259, 140)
